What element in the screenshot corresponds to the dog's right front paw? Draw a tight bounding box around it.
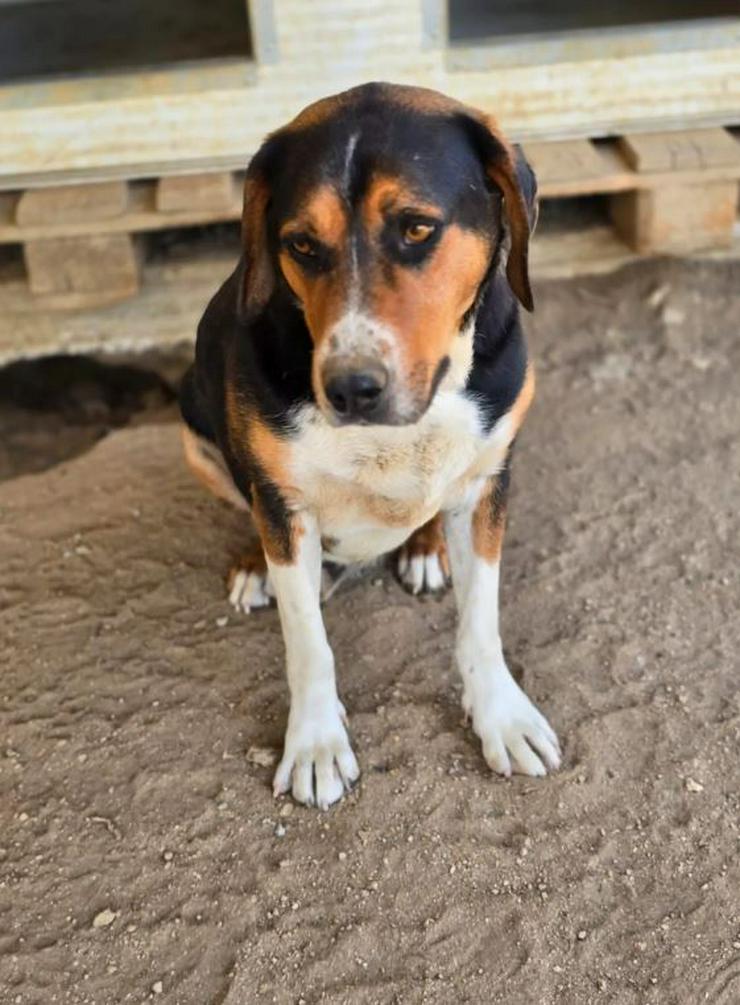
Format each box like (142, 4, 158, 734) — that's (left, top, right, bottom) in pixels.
(273, 697, 360, 810)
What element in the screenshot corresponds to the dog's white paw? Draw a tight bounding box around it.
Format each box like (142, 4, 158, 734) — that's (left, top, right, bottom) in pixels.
(273, 696, 359, 810)
(464, 669, 561, 777)
(397, 550, 448, 595)
(228, 568, 274, 614)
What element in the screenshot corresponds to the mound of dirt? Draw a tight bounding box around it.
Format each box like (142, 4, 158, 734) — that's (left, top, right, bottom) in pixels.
(1, 259, 739, 1004)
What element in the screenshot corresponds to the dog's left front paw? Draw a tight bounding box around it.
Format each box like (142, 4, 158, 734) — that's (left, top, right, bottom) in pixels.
(273, 696, 360, 810)
(464, 672, 561, 778)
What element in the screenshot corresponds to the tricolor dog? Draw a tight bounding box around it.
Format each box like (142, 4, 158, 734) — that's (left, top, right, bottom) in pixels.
(180, 82, 561, 809)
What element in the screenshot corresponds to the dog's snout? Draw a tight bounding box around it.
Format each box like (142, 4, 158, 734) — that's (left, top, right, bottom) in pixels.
(323, 360, 388, 422)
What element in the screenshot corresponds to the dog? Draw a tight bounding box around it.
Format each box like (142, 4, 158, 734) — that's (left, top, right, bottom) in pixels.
(180, 82, 560, 809)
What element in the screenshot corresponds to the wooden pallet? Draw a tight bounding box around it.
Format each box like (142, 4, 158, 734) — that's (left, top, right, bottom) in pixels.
(1, 127, 739, 311)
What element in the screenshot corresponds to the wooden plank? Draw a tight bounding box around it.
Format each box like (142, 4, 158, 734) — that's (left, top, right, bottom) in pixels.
(611, 180, 738, 254)
(23, 233, 140, 309)
(618, 128, 740, 173)
(16, 181, 128, 226)
(0, 248, 234, 364)
(523, 139, 625, 196)
(0, 179, 243, 243)
(156, 172, 238, 213)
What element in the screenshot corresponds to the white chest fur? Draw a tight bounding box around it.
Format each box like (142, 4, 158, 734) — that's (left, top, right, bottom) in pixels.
(287, 390, 514, 564)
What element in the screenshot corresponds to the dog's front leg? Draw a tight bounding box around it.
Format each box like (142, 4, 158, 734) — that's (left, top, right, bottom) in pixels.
(259, 504, 359, 809)
(444, 472, 561, 777)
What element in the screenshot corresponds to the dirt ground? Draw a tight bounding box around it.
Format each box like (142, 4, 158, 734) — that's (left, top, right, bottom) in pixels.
(1, 258, 739, 1005)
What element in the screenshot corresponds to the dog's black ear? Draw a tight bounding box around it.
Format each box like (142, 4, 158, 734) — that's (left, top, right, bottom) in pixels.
(237, 138, 281, 318)
(512, 144, 539, 236)
(459, 114, 537, 312)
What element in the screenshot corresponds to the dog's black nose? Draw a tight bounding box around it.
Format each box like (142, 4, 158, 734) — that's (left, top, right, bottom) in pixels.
(323, 363, 388, 421)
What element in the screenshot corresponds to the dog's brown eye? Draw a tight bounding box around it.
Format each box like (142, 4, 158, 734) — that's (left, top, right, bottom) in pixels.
(403, 222, 436, 245)
(290, 237, 316, 257)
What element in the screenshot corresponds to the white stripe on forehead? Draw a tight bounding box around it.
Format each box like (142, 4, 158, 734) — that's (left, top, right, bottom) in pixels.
(342, 131, 361, 303)
(342, 131, 360, 194)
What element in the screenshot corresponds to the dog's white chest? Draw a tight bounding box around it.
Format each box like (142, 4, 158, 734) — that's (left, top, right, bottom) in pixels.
(287, 392, 501, 562)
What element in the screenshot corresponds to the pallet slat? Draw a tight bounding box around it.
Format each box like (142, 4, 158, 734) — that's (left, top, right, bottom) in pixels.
(23, 234, 140, 310)
(156, 172, 238, 213)
(523, 139, 624, 196)
(612, 182, 738, 255)
(16, 181, 128, 226)
(618, 128, 740, 173)
(0, 178, 243, 242)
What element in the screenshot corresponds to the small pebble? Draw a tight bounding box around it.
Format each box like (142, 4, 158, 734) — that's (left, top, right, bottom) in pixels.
(246, 746, 278, 767)
(662, 305, 685, 326)
(274, 823, 286, 838)
(152, 980, 163, 995)
(162, 850, 173, 862)
(685, 777, 704, 793)
(216, 616, 229, 628)
(577, 930, 587, 941)
(338, 851, 347, 862)
(647, 283, 670, 308)
(279, 802, 294, 817)
(92, 909, 116, 929)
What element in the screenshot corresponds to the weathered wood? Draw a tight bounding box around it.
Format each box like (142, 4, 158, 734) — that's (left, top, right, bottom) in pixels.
(611, 181, 738, 254)
(16, 181, 128, 226)
(0, 179, 243, 243)
(23, 233, 140, 309)
(618, 128, 740, 173)
(518, 138, 611, 190)
(156, 172, 238, 213)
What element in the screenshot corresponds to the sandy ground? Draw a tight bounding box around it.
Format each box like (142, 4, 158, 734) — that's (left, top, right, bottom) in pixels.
(1, 259, 739, 1005)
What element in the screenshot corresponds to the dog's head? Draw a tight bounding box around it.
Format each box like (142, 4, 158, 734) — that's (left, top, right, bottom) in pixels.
(239, 82, 537, 425)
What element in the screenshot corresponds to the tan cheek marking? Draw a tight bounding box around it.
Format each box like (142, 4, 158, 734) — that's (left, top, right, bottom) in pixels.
(280, 255, 347, 348)
(369, 226, 490, 392)
(472, 476, 507, 562)
(279, 185, 349, 348)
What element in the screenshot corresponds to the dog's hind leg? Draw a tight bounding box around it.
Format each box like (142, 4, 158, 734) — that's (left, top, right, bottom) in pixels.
(396, 513, 451, 595)
(181, 424, 249, 512)
(181, 425, 273, 612)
